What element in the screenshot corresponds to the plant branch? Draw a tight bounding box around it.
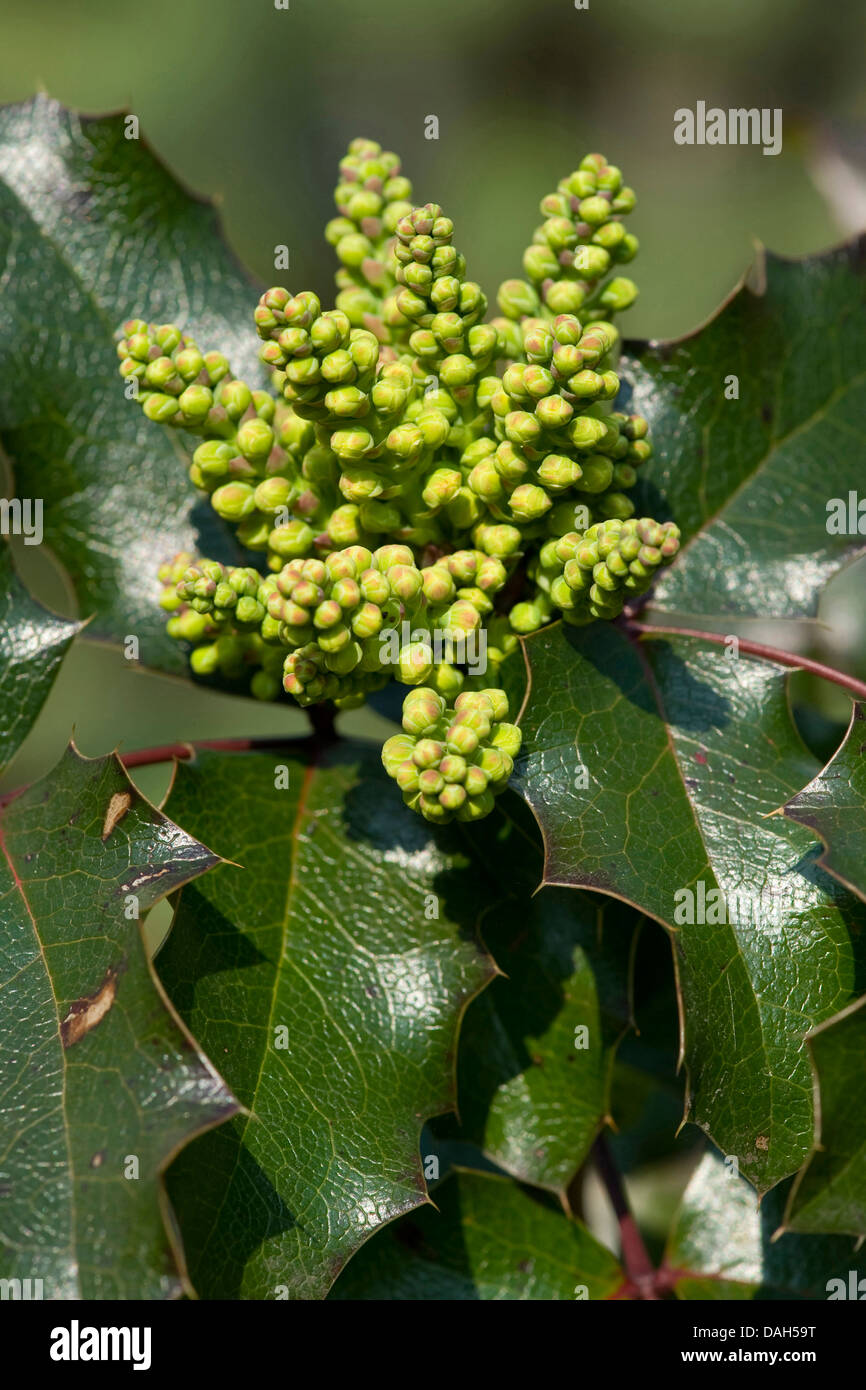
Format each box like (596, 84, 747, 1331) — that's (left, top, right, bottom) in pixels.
(624, 619, 866, 702)
(121, 737, 250, 769)
(591, 1132, 658, 1300)
(305, 701, 339, 743)
(0, 732, 331, 810)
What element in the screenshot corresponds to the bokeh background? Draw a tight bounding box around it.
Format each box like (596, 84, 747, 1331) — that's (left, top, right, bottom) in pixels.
(1, 0, 864, 1259)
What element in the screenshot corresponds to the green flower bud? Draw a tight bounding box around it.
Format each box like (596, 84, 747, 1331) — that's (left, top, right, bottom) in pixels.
(360, 500, 401, 533)
(327, 504, 366, 546)
(490, 443, 527, 486)
(190, 644, 220, 676)
(491, 722, 522, 757)
(497, 279, 540, 320)
(402, 688, 446, 736)
(143, 393, 180, 424)
(536, 453, 583, 490)
(535, 396, 574, 432)
(212, 482, 257, 521)
(254, 477, 296, 514)
(236, 514, 272, 550)
(595, 492, 636, 521)
(236, 596, 266, 626)
(575, 455, 615, 493)
(568, 417, 609, 451)
(545, 282, 586, 315)
(509, 598, 550, 633)
(218, 380, 253, 420)
(509, 484, 551, 521)
(599, 277, 638, 312)
(398, 642, 434, 685)
(339, 467, 384, 503)
(473, 523, 523, 558)
(419, 565, 453, 605)
(523, 244, 559, 282)
(468, 458, 505, 502)
(175, 384, 212, 422)
(269, 519, 315, 558)
(422, 468, 462, 508)
(574, 246, 611, 278)
(383, 733, 417, 775)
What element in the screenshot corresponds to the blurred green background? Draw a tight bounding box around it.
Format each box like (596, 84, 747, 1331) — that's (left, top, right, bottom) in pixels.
(2, 0, 865, 799)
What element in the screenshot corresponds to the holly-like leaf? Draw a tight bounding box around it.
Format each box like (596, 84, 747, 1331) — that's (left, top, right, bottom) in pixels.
(664, 1149, 860, 1300)
(0, 543, 81, 774)
(784, 998, 866, 1238)
(0, 746, 237, 1299)
(329, 1168, 624, 1300)
(437, 797, 636, 1200)
(783, 701, 866, 902)
(625, 237, 866, 621)
(513, 622, 866, 1191)
(0, 96, 257, 672)
(156, 743, 497, 1300)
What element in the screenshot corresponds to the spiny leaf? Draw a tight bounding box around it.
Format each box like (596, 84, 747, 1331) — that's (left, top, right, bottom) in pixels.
(783, 701, 866, 902)
(0, 542, 81, 774)
(784, 997, 866, 1238)
(0, 745, 237, 1299)
(626, 237, 866, 621)
(665, 1149, 861, 1300)
(329, 1168, 624, 1300)
(156, 743, 497, 1300)
(436, 796, 636, 1200)
(512, 621, 866, 1191)
(0, 95, 255, 671)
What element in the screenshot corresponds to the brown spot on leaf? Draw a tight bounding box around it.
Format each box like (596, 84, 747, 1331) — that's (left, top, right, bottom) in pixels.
(756, 1135, 769, 1151)
(90, 1150, 106, 1169)
(695, 752, 708, 765)
(102, 791, 133, 841)
(60, 964, 123, 1048)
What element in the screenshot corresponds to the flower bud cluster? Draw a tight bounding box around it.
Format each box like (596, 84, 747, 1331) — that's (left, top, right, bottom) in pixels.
(123, 141, 682, 822)
(382, 687, 522, 824)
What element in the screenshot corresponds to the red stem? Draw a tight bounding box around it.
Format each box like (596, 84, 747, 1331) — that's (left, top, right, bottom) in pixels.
(625, 620, 866, 702)
(121, 738, 246, 769)
(591, 1133, 659, 1300)
(0, 732, 326, 809)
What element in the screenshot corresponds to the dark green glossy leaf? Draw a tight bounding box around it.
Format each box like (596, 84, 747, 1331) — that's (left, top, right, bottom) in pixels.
(514, 622, 866, 1191)
(157, 743, 497, 1300)
(784, 701, 866, 902)
(0, 96, 256, 672)
(0, 746, 236, 1299)
(626, 238, 866, 621)
(784, 998, 866, 1238)
(438, 797, 636, 1199)
(329, 1168, 624, 1300)
(0, 543, 81, 773)
(665, 1149, 861, 1300)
